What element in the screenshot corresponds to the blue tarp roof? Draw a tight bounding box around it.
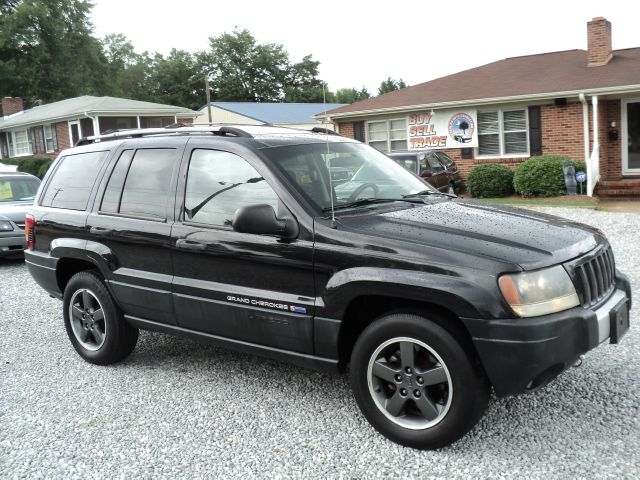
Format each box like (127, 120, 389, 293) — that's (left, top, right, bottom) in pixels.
(210, 102, 348, 124)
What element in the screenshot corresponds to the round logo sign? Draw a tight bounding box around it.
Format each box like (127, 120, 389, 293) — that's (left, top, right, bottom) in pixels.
(448, 113, 474, 144)
(575, 171, 587, 183)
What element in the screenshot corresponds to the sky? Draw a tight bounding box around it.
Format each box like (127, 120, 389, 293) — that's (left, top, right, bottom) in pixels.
(90, 0, 640, 95)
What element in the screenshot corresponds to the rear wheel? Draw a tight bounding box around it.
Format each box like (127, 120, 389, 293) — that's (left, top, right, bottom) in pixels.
(63, 271, 138, 365)
(350, 313, 489, 449)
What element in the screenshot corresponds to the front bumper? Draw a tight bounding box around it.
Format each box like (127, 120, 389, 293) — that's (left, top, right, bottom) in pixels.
(0, 233, 25, 257)
(461, 273, 631, 397)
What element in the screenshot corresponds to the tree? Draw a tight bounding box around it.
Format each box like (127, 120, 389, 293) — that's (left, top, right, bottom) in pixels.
(146, 50, 204, 110)
(378, 77, 408, 95)
(101, 33, 153, 101)
(202, 29, 290, 102)
(283, 55, 325, 103)
(0, 0, 109, 108)
(334, 87, 371, 104)
(202, 29, 326, 103)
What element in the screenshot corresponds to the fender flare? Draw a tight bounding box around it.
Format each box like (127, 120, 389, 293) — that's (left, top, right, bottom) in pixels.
(50, 238, 119, 278)
(320, 267, 503, 320)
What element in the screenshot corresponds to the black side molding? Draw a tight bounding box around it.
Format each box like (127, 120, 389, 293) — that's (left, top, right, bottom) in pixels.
(125, 315, 340, 373)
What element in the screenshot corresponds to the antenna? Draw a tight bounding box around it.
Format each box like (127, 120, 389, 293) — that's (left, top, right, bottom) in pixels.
(322, 81, 337, 228)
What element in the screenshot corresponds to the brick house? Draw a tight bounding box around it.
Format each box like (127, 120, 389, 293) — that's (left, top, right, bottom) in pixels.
(0, 96, 200, 160)
(319, 17, 640, 198)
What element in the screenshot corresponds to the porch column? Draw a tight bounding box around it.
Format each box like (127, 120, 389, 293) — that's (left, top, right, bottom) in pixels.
(587, 96, 600, 196)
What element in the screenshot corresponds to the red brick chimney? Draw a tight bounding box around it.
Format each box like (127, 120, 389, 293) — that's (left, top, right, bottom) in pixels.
(1, 97, 24, 116)
(587, 17, 612, 67)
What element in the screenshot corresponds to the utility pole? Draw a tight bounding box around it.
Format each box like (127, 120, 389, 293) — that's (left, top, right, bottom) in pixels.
(205, 74, 212, 124)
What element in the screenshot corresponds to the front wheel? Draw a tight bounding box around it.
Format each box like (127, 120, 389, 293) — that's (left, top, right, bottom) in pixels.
(350, 313, 489, 449)
(63, 271, 138, 365)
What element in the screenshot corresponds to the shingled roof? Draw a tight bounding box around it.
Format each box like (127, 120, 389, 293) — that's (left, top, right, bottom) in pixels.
(0, 96, 199, 130)
(208, 102, 347, 124)
(323, 48, 640, 118)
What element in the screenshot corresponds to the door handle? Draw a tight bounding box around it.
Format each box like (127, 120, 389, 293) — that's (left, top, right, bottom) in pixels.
(176, 239, 207, 251)
(90, 226, 113, 235)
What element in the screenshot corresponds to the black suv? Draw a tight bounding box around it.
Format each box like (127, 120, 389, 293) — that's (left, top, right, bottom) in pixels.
(25, 125, 631, 449)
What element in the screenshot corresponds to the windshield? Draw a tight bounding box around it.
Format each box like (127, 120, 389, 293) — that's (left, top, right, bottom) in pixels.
(263, 142, 436, 212)
(0, 177, 40, 203)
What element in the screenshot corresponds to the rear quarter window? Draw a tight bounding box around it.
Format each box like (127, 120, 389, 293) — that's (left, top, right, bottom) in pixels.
(100, 148, 176, 220)
(40, 151, 108, 210)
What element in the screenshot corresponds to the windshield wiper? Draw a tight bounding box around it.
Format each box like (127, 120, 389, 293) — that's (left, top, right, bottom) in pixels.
(403, 189, 457, 199)
(322, 197, 425, 212)
(186, 177, 264, 219)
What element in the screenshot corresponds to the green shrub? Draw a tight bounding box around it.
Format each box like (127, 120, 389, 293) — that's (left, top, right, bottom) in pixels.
(2, 156, 53, 179)
(467, 164, 515, 198)
(513, 156, 586, 197)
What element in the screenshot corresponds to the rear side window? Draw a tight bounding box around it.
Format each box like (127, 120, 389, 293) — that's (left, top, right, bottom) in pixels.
(41, 151, 108, 210)
(425, 153, 445, 173)
(389, 155, 417, 173)
(100, 149, 176, 219)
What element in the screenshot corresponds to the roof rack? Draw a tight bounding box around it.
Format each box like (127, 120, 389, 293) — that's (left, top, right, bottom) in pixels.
(75, 125, 255, 146)
(310, 127, 341, 136)
(74, 123, 343, 147)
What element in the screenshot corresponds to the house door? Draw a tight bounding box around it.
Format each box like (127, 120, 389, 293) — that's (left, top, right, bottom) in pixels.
(622, 99, 640, 174)
(68, 121, 81, 147)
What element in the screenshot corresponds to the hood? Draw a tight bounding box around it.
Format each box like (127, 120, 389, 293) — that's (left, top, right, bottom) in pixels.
(336, 200, 603, 270)
(0, 202, 32, 224)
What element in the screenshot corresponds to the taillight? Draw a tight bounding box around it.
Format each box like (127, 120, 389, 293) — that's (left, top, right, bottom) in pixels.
(25, 214, 36, 250)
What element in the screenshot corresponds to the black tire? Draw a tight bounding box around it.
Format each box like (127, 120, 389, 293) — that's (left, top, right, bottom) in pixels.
(63, 271, 138, 365)
(350, 313, 489, 449)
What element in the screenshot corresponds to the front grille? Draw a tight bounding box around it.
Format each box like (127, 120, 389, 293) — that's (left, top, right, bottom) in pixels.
(574, 246, 616, 308)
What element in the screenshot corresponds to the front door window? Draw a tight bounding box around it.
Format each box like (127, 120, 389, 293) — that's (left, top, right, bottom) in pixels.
(625, 101, 640, 172)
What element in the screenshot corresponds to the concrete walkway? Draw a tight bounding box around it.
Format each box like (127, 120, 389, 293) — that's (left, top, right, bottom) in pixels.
(598, 201, 640, 213)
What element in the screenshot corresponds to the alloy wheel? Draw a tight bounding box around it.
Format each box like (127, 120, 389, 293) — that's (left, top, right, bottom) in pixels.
(367, 336, 453, 429)
(68, 288, 107, 351)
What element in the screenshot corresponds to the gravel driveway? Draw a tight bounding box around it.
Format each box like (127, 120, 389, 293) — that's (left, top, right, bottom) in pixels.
(1, 207, 639, 479)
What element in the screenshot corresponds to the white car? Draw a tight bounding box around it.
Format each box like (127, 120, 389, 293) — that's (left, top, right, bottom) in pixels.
(0, 172, 41, 257)
(0, 162, 19, 172)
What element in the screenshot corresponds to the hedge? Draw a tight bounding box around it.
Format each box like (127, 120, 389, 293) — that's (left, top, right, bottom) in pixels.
(513, 156, 586, 197)
(467, 164, 515, 198)
(1, 156, 54, 179)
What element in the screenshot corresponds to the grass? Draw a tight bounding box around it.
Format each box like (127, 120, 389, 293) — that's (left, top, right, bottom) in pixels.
(472, 195, 600, 209)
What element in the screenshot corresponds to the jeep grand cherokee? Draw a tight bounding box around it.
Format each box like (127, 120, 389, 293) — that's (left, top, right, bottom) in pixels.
(25, 125, 631, 449)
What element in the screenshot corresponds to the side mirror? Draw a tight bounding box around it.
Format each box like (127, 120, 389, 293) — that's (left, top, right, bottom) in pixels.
(232, 204, 299, 239)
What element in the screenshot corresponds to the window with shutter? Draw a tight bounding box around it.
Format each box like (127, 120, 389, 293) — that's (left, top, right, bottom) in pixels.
(503, 110, 527, 154)
(478, 112, 500, 156)
(366, 118, 407, 152)
(13, 130, 31, 156)
(43, 124, 55, 152)
(477, 108, 528, 157)
(367, 121, 388, 152)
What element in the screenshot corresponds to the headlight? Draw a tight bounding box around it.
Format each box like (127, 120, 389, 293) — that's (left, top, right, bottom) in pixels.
(0, 220, 14, 231)
(498, 265, 580, 317)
